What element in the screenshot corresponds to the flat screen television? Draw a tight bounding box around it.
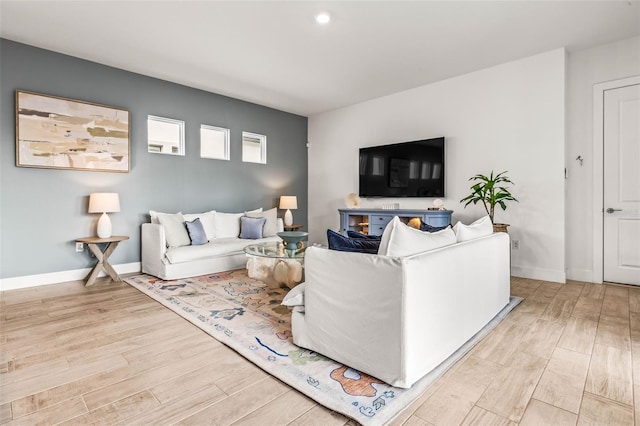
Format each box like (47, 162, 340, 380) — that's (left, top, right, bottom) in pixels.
(359, 137, 445, 198)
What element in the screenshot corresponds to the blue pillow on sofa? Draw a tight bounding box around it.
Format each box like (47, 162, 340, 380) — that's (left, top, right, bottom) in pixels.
(185, 218, 208, 245)
(420, 221, 452, 233)
(239, 216, 266, 239)
(327, 229, 380, 254)
(347, 230, 382, 240)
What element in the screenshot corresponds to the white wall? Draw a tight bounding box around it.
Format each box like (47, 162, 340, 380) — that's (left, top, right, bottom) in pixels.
(309, 49, 566, 283)
(565, 36, 640, 282)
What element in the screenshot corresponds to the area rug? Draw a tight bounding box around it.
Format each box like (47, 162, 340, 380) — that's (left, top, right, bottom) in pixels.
(125, 270, 522, 425)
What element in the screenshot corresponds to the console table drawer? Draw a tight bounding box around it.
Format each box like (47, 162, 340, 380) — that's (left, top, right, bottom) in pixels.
(369, 215, 393, 236)
(370, 215, 393, 226)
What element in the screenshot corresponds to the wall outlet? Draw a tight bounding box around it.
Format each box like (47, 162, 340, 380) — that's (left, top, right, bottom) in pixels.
(75, 242, 84, 252)
(512, 240, 520, 250)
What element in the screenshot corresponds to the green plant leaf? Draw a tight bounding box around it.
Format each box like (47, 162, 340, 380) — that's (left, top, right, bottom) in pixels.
(459, 170, 517, 222)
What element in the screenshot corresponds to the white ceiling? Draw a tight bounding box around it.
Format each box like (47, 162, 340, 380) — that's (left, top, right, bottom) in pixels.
(1, 1, 639, 116)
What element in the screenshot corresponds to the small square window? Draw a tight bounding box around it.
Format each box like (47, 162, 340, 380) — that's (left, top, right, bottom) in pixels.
(148, 115, 185, 155)
(242, 132, 266, 164)
(200, 125, 230, 160)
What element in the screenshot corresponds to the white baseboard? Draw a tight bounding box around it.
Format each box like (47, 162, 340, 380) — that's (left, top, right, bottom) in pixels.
(511, 265, 566, 284)
(566, 268, 598, 284)
(0, 262, 141, 291)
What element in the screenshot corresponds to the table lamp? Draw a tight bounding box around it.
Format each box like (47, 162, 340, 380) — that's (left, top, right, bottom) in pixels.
(279, 195, 298, 226)
(88, 193, 120, 238)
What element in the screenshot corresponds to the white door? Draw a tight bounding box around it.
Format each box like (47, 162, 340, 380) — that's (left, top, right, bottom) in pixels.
(603, 83, 640, 285)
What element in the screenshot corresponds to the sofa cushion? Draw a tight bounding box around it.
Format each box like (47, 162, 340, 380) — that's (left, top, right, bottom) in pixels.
(149, 210, 181, 225)
(327, 229, 380, 254)
(185, 218, 208, 245)
(239, 216, 266, 239)
(165, 236, 278, 264)
(245, 207, 278, 237)
(214, 212, 244, 238)
(183, 211, 216, 241)
(157, 213, 191, 248)
(378, 216, 456, 257)
(453, 215, 493, 242)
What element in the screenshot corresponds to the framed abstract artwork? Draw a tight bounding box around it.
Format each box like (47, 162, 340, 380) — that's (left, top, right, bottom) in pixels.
(15, 90, 130, 172)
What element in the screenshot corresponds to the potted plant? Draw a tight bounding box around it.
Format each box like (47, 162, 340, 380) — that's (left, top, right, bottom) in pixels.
(460, 171, 518, 233)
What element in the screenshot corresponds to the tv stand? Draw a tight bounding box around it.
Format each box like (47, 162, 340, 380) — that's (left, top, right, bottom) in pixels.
(338, 208, 453, 237)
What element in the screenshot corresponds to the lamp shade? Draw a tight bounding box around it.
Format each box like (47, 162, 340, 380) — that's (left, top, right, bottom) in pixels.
(279, 196, 298, 210)
(88, 193, 120, 213)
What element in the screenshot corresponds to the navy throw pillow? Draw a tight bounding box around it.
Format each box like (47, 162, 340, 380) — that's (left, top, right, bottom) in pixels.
(185, 218, 208, 245)
(347, 230, 382, 240)
(420, 221, 452, 233)
(327, 229, 380, 254)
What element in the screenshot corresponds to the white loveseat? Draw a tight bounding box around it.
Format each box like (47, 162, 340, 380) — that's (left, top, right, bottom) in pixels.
(288, 216, 510, 388)
(142, 209, 283, 280)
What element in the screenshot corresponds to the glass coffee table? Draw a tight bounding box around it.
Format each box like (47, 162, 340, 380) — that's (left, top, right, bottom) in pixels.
(244, 242, 306, 288)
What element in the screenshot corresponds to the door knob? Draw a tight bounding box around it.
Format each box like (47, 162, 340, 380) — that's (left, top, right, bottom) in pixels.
(606, 208, 622, 213)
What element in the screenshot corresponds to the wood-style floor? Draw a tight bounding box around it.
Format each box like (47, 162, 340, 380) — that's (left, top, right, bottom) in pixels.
(1, 275, 639, 425)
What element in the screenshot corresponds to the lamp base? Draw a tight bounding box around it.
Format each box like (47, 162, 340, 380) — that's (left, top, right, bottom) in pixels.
(284, 209, 293, 226)
(97, 212, 113, 238)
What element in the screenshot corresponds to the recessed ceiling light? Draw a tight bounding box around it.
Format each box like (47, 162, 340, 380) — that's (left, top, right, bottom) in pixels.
(315, 12, 331, 25)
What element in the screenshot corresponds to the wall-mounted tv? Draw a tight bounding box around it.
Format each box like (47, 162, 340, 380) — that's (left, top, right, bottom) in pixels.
(359, 137, 445, 198)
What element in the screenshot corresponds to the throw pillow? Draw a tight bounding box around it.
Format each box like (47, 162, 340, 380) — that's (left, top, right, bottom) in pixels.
(214, 212, 244, 238)
(157, 213, 191, 248)
(239, 216, 266, 239)
(378, 216, 456, 257)
(246, 207, 278, 237)
(420, 221, 452, 233)
(347, 230, 382, 240)
(183, 211, 216, 241)
(453, 215, 493, 242)
(377, 217, 396, 255)
(149, 210, 182, 225)
(281, 282, 306, 307)
(185, 218, 208, 245)
(327, 229, 380, 254)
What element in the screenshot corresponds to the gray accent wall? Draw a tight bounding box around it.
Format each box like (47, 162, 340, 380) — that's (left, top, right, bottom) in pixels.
(0, 39, 308, 279)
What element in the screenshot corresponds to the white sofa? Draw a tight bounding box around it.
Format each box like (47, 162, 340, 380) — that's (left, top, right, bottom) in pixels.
(289, 223, 510, 389)
(142, 214, 283, 280)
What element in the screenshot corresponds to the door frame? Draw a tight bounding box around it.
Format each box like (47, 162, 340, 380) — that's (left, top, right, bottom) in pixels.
(592, 75, 640, 284)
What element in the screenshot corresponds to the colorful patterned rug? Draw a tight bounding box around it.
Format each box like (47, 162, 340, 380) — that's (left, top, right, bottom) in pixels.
(125, 270, 522, 425)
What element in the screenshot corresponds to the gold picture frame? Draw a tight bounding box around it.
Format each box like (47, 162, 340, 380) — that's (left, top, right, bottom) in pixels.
(16, 90, 130, 172)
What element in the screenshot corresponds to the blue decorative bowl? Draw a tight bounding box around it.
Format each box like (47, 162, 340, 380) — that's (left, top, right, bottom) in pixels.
(277, 231, 308, 251)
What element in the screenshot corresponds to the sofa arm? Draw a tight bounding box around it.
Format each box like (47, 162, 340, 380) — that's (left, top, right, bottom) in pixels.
(276, 218, 284, 233)
(141, 223, 167, 276)
(296, 247, 407, 384)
